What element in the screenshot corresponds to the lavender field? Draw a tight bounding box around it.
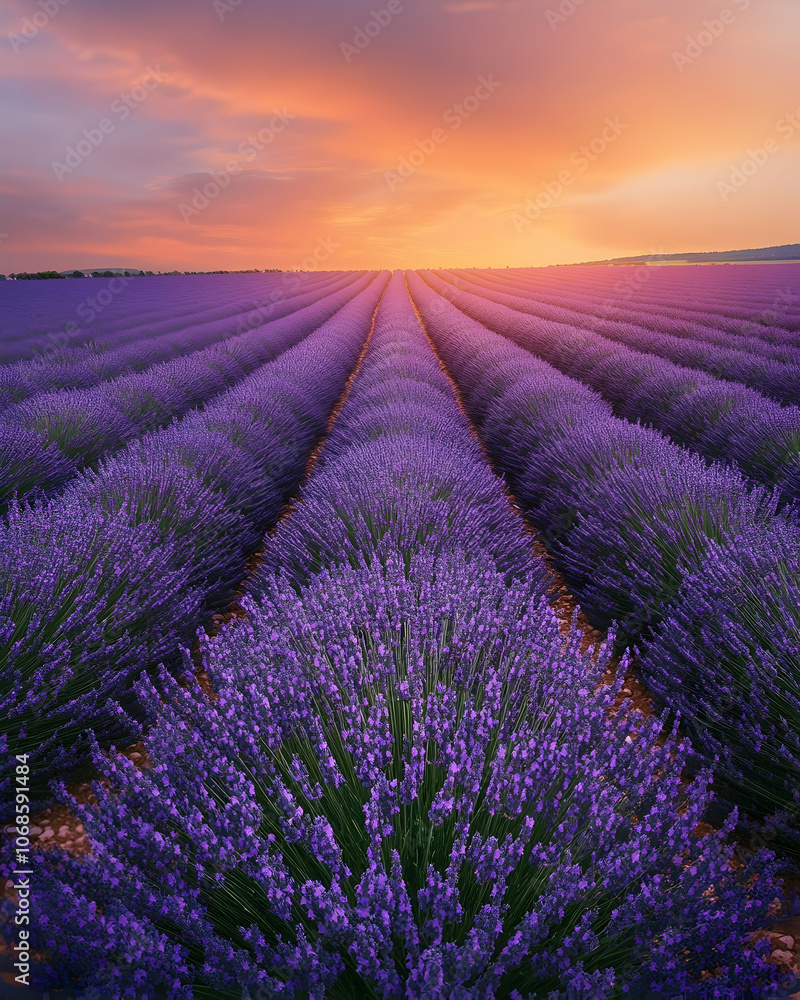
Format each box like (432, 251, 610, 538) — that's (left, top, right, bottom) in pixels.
(3, 264, 800, 998)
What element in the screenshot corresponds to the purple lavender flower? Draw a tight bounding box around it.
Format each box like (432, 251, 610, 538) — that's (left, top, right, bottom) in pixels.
(26, 273, 783, 997)
(0, 273, 389, 808)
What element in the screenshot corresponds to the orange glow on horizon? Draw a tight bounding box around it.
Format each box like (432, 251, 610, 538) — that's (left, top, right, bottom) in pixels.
(1, 0, 798, 273)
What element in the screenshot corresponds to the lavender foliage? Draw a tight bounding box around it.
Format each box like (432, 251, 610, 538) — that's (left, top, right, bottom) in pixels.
(26, 273, 782, 996)
(0, 273, 375, 509)
(24, 565, 781, 998)
(450, 267, 800, 359)
(424, 271, 800, 504)
(408, 269, 800, 854)
(0, 273, 388, 807)
(638, 527, 800, 855)
(478, 263, 800, 340)
(257, 273, 544, 590)
(0, 269, 355, 367)
(428, 269, 800, 406)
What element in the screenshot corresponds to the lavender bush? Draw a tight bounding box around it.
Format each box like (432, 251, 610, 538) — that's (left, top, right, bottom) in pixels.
(260, 274, 542, 589)
(481, 264, 800, 339)
(428, 270, 800, 406)
(639, 527, 800, 855)
(0, 273, 376, 509)
(0, 269, 353, 366)
(0, 273, 388, 807)
(424, 271, 800, 503)
(26, 274, 783, 997)
(408, 270, 800, 857)
(450, 267, 800, 358)
(0, 271, 357, 409)
(25, 554, 783, 998)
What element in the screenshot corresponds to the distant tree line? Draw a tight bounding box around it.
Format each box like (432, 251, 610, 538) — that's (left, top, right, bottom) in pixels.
(8, 271, 66, 280)
(3, 267, 283, 280)
(155, 268, 282, 274)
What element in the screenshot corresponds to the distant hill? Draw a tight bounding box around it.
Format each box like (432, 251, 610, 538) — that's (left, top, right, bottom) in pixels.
(575, 244, 800, 265)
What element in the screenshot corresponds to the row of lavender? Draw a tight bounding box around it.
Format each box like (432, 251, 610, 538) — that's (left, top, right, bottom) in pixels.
(407, 270, 800, 864)
(25, 274, 784, 998)
(0, 272, 373, 510)
(496, 263, 800, 338)
(423, 270, 800, 502)
(0, 273, 388, 809)
(434, 269, 800, 406)
(476, 267, 800, 349)
(0, 271, 352, 407)
(0, 272, 237, 358)
(0, 270, 350, 364)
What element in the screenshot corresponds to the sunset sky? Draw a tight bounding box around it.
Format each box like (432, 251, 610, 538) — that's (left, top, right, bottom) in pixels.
(1, 0, 798, 272)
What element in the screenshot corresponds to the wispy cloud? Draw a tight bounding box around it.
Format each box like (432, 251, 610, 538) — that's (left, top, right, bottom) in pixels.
(1, 0, 798, 270)
(444, 1, 515, 13)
